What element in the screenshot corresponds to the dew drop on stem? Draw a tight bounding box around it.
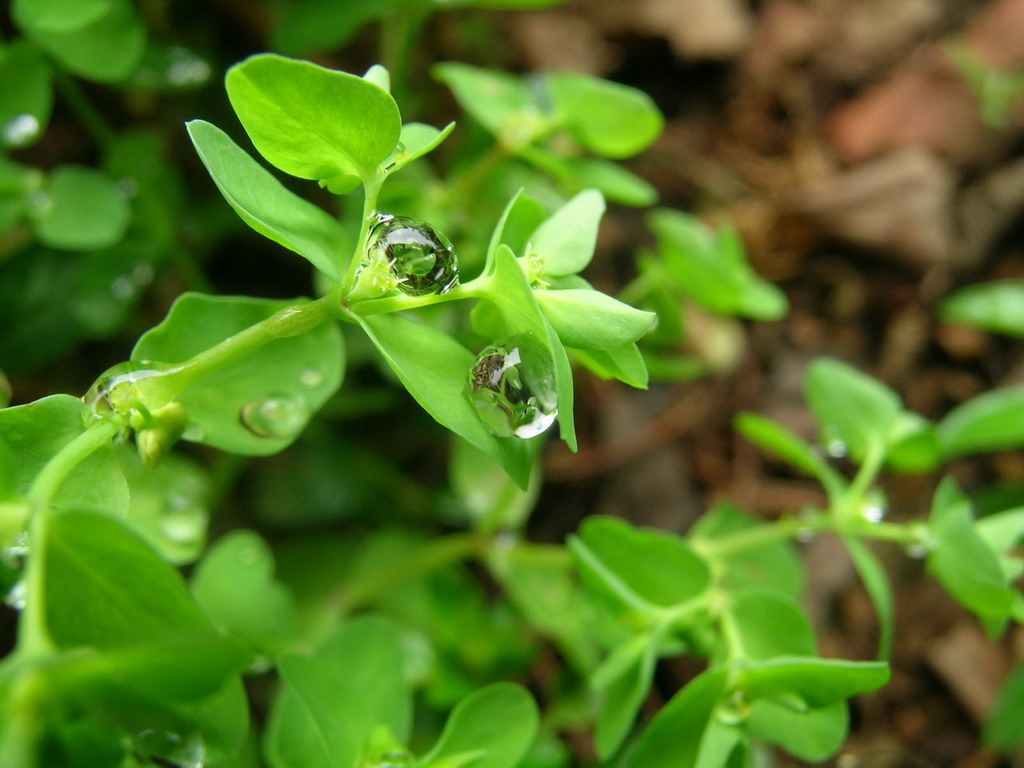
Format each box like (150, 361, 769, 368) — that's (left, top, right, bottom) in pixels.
(83, 360, 176, 422)
(131, 730, 206, 768)
(468, 334, 557, 439)
(240, 394, 309, 438)
(365, 214, 459, 296)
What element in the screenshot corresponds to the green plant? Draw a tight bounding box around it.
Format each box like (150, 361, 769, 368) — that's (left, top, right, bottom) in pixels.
(4, 7, 1024, 768)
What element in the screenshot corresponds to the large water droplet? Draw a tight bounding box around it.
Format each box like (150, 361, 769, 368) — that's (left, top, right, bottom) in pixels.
(468, 335, 557, 439)
(83, 360, 176, 422)
(240, 394, 309, 438)
(366, 214, 459, 296)
(132, 730, 205, 768)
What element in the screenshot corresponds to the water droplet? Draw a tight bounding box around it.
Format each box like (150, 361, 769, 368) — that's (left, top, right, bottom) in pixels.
(159, 507, 204, 547)
(904, 543, 929, 559)
(298, 367, 324, 388)
(83, 360, 176, 421)
(863, 505, 885, 523)
(132, 730, 205, 768)
(4, 580, 26, 611)
(240, 394, 309, 438)
(111, 275, 135, 299)
(165, 46, 212, 88)
(468, 335, 557, 439)
(716, 690, 751, 725)
(366, 214, 459, 296)
(796, 526, 817, 543)
(3, 114, 40, 148)
(825, 439, 848, 459)
(7, 531, 29, 561)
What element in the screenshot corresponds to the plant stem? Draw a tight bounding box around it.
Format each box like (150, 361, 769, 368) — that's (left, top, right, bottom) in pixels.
(349, 275, 490, 316)
(53, 70, 115, 148)
(341, 178, 384, 294)
(26, 420, 121, 508)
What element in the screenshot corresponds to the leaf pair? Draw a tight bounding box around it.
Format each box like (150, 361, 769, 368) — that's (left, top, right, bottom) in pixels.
(435, 63, 662, 206)
(266, 616, 538, 768)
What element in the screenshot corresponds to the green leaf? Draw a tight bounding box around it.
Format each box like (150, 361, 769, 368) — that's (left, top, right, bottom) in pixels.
(843, 538, 894, 660)
(191, 530, 297, 657)
(625, 668, 730, 768)
(133, 293, 344, 456)
(528, 189, 605, 277)
(546, 72, 663, 159)
(926, 478, 1013, 620)
(569, 343, 649, 389)
(734, 413, 844, 497)
(419, 683, 539, 768)
(186, 120, 349, 281)
(387, 122, 456, 175)
(0, 40, 52, 150)
(0, 394, 128, 514)
(433, 63, 544, 147)
(939, 386, 1024, 458)
(591, 637, 657, 758)
(13, 0, 146, 83)
(984, 662, 1024, 748)
(564, 157, 657, 207)
(116, 445, 208, 565)
(647, 210, 786, 321)
(804, 357, 902, 462)
(728, 587, 816, 658)
(746, 699, 848, 763)
(885, 414, 942, 473)
(536, 289, 654, 349)
(450, 438, 539, 532)
(939, 280, 1024, 337)
(266, 617, 411, 768)
(570, 516, 711, 611)
(354, 312, 532, 488)
(486, 245, 576, 450)
(484, 189, 548, 275)
(226, 54, 401, 186)
(690, 504, 804, 598)
(27, 166, 130, 251)
(739, 657, 890, 708)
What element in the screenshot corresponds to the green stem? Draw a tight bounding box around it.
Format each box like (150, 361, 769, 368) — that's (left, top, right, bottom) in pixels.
(349, 275, 490, 316)
(341, 179, 384, 294)
(53, 70, 115, 148)
(26, 421, 121, 508)
(133, 297, 334, 408)
(332, 532, 486, 612)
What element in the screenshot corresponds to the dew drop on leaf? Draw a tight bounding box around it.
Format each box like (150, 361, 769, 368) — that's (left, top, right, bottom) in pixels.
(4, 580, 26, 611)
(298, 367, 324, 388)
(132, 730, 206, 768)
(3, 114, 41, 148)
(366, 213, 459, 296)
(240, 393, 309, 438)
(825, 439, 848, 459)
(468, 334, 557, 439)
(83, 360, 176, 422)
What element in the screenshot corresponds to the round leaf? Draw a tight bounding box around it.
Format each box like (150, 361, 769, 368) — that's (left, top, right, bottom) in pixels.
(28, 166, 130, 251)
(226, 54, 401, 185)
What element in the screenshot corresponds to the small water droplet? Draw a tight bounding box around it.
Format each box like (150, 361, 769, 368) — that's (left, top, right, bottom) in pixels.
(132, 730, 205, 768)
(240, 394, 309, 438)
(904, 543, 929, 559)
(116, 177, 139, 199)
(468, 334, 557, 439)
(159, 507, 204, 546)
(111, 275, 135, 299)
(83, 360, 175, 421)
(165, 46, 212, 88)
(825, 439, 848, 459)
(4, 580, 26, 611)
(298, 367, 324, 388)
(365, 214, 459, 296)
(863, 505, 885, 523)
(3, 114, 40, 148)
(716, 690, 751, 725)
(7, 531, 29, 561)
(796, 526, 817, 543)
